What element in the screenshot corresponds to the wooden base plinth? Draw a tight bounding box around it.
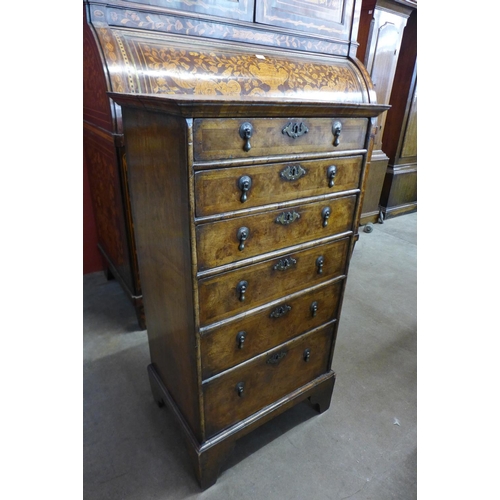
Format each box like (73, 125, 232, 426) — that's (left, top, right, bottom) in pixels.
(148, 364, 336, 489)
(381, 202, 417, 220)
(379, 165, 417, 220)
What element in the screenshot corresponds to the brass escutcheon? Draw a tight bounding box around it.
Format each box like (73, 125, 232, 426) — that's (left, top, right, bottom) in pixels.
(282, 121, 309, 139)
(275, 211, 300, 225)
(280, 164, 307, 181)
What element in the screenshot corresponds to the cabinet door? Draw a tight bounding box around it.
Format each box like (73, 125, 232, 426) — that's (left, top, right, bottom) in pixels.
(120, 0, 254, 22)
(364, 5, 408, 151)
(256, 0, 356, 39)
(400, 77, 417, 161)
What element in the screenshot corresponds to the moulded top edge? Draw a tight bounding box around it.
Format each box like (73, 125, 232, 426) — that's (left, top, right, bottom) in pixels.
(108, 92, 390, 118)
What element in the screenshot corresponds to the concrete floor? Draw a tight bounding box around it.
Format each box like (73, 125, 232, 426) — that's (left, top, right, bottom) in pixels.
(83, 212, 417, 500)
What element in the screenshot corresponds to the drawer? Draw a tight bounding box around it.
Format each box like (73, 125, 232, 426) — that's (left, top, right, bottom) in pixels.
(201, 279, 343, 379)
(196, 194, 356, 271)
(195, 156, 363, 217)
(198, 237, 349, 326)
(193, 117, 368, 161)
(203, 323, 333, 438)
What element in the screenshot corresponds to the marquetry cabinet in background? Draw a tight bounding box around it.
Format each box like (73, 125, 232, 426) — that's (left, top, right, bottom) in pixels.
(84, 6, 145, 328)
(84, 0, 388, 488)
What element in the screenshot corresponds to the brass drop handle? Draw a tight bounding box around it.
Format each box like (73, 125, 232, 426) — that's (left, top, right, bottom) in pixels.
(310, 301, 318, 317)
(332, 121, 342, 147)
(303, 348, 311, 362)
(239, 122, 253, 152)
(316, 256, 324, 274)
(236, 382, 245, 397)
(327, 165, 337, 188)
(237, 226, 249, 251)
(237, 280, 248, 302)
(238, 175, 252, 203)
(322, 207, 331, 227)
(236, 331, 246, 349)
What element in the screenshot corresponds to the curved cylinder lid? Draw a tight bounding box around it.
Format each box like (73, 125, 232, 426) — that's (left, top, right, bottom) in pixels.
(97, 28, 376, 104)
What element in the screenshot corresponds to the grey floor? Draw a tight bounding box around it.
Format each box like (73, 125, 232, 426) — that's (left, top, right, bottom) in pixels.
(83, 212, 417, 500)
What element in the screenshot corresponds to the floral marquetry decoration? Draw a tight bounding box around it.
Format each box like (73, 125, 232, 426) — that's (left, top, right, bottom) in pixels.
(112, 32, 367, 102)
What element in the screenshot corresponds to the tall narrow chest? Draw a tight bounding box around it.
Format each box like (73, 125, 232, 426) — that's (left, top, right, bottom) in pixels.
(86, 0, 388, 488)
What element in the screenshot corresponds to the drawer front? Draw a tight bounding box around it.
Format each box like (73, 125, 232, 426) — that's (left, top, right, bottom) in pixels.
(195, 156, 363, 217)
(198, 237, 349, 326)
(201, 279, 343, 379)
(203, 323, 333, 438)
(196, 194, 356, 271)
(193, 117, 368, 161)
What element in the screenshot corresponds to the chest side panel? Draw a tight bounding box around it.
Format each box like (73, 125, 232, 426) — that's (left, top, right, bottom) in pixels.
(120, 108, 202, 440)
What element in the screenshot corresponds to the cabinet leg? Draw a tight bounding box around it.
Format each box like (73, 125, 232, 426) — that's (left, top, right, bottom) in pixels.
(134, 300, 146, 330)
(196, 439, 236, 490)
(147, 363, 235, 488)
(308, 373, 336, 414)
(148, 365, 165, 408)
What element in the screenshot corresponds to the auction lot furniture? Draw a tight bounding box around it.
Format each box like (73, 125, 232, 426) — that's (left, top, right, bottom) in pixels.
(84, 0, 388, 488)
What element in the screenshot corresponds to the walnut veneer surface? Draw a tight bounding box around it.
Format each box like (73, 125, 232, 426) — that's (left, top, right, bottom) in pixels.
(85, 0, 388, 489)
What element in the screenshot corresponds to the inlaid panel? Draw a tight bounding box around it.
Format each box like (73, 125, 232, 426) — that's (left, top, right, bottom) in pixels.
(120, 0, 254, 21)
(400, 79, 417, 159)
(83, 19, 114, 131)
(364, 7, 408, 151)
(83, 128, 133, 288)
(256, 0, 355, 39)
(92, 30, 367, 101)
(102, 6, 347, 56)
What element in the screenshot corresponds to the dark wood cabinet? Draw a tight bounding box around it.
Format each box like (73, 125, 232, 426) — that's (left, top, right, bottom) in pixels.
(356, 0, 416, 224)
(83, 7, 145, 328)
(379, 7, 417, 218)
(84, 0, 387, 488)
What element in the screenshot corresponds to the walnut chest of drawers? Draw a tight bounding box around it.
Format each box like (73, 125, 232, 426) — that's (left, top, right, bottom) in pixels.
(109, 34, 388, 488)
